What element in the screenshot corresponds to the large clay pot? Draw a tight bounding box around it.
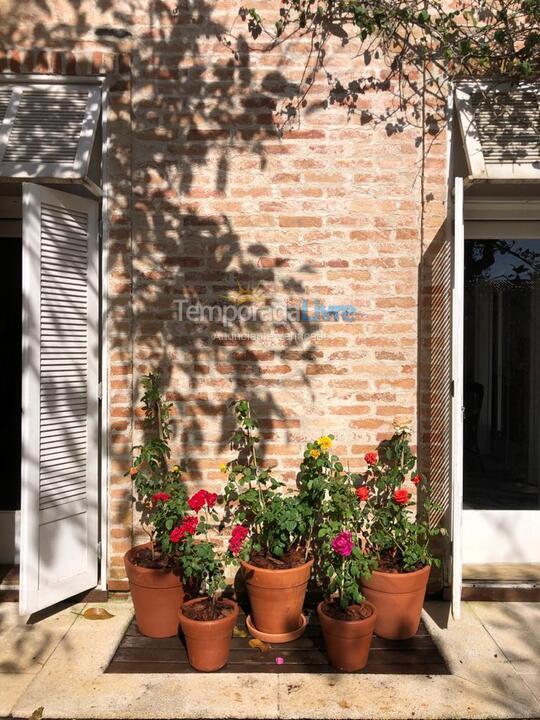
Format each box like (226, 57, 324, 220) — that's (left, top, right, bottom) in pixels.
(360, 565, 431, 640)
(179, 597, 239, 672)
(317, 601, 377, 672)
(124, 543, 185, 638)
(241, 559, 313, 639)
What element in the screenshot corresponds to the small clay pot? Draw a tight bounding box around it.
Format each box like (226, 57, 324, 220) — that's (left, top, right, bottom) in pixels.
(360, 565, 431, 640)
(317, 601, 377, 672)
(179, 597, 239, 672)
(124, 543, 185, 638)
(241, 558, 313, 639)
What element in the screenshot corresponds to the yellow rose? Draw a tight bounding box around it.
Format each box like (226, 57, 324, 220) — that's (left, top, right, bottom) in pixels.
(310, 448, 320, 459)
(392, 416, 412, 435)
(317, 436, 333, 452)
(220, 463, 228, 474)
(172, 465, 180, 473)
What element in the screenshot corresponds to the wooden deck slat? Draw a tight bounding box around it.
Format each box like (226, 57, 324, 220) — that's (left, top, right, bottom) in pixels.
(118, 634, 436, 651)
(106, 612, 449, 675)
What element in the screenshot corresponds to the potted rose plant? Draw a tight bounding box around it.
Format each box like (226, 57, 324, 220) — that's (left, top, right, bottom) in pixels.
(172, 491, 238, 672)
(221, 400, 313, 642)
(359, 419, 443, 640)
(297, 438, 377, 670)
(124, 373, 189, 638)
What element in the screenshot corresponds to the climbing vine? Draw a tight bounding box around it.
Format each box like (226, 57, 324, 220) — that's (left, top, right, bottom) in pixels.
(234, 1, 539, 126)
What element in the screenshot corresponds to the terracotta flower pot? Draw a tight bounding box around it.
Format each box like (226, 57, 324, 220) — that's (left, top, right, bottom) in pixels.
(178, 597, 239, 672)
(240, 558, 313, 640)
(124, 543, 185, 638)
(317, 601, 377, 672)
(360, 565, 431, 640)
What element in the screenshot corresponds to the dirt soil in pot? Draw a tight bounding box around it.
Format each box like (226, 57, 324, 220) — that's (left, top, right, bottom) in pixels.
(129, 545, 177, 571)
(249, 548, 307, 569)
(182, 598, 235, 622)
(320, 600, 373, 622)
(377, 556, 426, 573)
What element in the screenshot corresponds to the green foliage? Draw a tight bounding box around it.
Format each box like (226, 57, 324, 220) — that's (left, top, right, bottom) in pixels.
(179, 538, 226, 600)
(295, 435, 341, 558)
(222, 400, 310, 560)
(128, 374, 188, 557)
(238, 1, 540, 80)
(239, 0, 540, 122)
(363, 422, 444, 571)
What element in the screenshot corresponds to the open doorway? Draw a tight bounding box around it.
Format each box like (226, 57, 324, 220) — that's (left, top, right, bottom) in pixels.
(461, 188, 540, 568)
(0, 184, 22, 588)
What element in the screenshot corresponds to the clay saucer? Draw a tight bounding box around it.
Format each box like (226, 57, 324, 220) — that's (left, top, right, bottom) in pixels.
(246, 613, 308, 643)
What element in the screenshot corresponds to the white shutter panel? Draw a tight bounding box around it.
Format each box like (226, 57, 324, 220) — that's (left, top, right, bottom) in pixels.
(20, 183, 99, 615)
(451, 177, 464, 621)
(0, 84, 101, 181)
(456, 81, 540, 179)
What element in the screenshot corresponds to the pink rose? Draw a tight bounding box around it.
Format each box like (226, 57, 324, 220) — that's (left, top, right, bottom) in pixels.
(331, 531, 354, 557)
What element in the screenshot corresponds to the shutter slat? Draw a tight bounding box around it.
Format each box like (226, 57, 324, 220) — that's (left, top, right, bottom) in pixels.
(3, 88, 89, 164)
(0, 85, 101, 184)
(0, 86, 12, 125)
(38, 196, 92, 513)
(470, 86, 540, 165)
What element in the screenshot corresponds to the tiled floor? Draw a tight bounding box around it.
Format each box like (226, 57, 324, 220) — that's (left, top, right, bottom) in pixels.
(0, 599, 539, 720)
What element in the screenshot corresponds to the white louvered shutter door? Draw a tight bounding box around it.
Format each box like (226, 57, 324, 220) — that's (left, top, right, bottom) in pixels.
(20, 183, 99, 615)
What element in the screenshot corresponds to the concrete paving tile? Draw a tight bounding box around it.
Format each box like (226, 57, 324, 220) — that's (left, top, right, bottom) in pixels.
(0, 674, 34, 717)
(277, 673, 540, 719)
(470, 602, 540, 673)
(522, 674, 540, 704)
(0, 602, 83, 674)
(12, 602, 280, 719)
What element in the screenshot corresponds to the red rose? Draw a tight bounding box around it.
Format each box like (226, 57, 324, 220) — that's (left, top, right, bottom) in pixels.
(169, 516, 199, 543)
(205, 492, 218, 509)
(393, 488, 410, 506)
(364, 451, 378, 466)
(181, 516, 199, 535)
(188, 489, 218, 511)
(411, 474, 422, 486)
(229, 525, 249, 556)
(356, 486, 370, 502)
(152, 492, 170, 505)
(169, 526, 183, 543)
(231, 525, 249, 540)
(188, 490, 207, 511)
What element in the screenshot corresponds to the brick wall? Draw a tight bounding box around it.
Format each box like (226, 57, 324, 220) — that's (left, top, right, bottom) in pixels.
(0, 0, 452, 591)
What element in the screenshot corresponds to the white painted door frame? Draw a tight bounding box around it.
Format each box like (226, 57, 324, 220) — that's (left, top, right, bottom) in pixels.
(452, 191, 540, 611)
(451, 176, 465, 620)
